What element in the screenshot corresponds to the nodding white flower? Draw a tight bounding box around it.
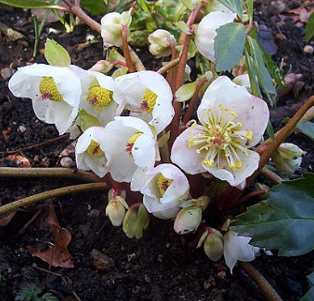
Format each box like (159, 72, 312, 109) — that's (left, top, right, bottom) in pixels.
(100, 11, 132, 48)
(272, 143, 306, 175)
(75, 126, 109, 177)
(99, 116, 159, 183)
(115, 71, 174, 134)
(80, 71, 122, 127)
(171, 76, 270, 187)
(106, 189, 128, 226)
(148, 29, 177, 58)
(141, 164, 190, 219)
(195, 11, 236, 62)
(8, 64, 83, 135)
(224, 231, 259, 273)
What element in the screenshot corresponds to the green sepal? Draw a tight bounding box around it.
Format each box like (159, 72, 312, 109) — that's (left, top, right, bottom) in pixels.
(44, 38, 71, 67)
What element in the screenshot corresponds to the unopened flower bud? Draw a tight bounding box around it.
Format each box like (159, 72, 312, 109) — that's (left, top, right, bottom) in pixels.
(106, 196, 129, 226)
(203, 229, 224, 261)
(123, 204, 149, 239)
(174, 206, 202, 235)
(101, 11, 132, 48)
(273, 143, 306, 175)
(148, 29, 176, 58)
(196, 195, 210, 211)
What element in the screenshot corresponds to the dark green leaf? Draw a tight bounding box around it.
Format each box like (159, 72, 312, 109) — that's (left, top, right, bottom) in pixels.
(214, 22, 245, 72)
(245, 0, 253, 20)
(216, 0, 243, 17)
(0, 0, 61, 9)
(232, 173, 314, 256)
(305, 11, 314, 42)
(266, 120, 274, 140)
(300, 267, 314, 301)
(80, 0, 107, 15)
(297, 121, 314, 141)
(247, 36, 277, 106)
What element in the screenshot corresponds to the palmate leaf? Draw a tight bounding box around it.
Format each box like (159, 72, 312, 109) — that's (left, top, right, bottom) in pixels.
(214, 22, 246, 72)
(232, 173, 314, 256)
(0, 0, 61, 9)
(216, 0, 243, 17)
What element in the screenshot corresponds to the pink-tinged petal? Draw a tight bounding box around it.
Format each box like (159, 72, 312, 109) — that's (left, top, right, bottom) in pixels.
(204, 149, 260, 186)
(171, 127, 206, 175)
(109, 153, 138, 183)
(198, 76, 269, 147)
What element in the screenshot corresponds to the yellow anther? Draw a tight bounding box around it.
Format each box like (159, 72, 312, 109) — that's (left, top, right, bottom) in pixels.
(235, 160, 242, 168)
(87, 140, 104, 157)
(87, 86, 113, 108)
(202, 159, 214, 167)
(156, 173, 173, 196)
(219, 104, 224, 109)
(231, 112, 238, 117)
(125, 132, 142, 156)
(246, 129, 253, 141)
(141, 88, 157, 114)
(225, 108, 230, 111)
(39, 77, 63, 101)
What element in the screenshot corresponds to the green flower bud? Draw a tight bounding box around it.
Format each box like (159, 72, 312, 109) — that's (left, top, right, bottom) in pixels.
(203, 229, 224, 261)
(174, 206, 202, 235)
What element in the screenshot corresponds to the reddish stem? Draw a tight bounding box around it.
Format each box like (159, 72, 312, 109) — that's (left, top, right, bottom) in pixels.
(182, 77, 208, 125)
(235, 189, 267, 206)
(111, 61, 128, 67)
(121, 25, 135, 73)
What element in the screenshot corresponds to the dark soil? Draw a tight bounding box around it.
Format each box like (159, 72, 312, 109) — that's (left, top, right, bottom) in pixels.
(1, 1, 314, 300)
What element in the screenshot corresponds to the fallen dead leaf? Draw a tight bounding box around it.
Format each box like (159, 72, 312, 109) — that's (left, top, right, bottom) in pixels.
(0, 211, 17, 227)
(6, 155, 31, 167)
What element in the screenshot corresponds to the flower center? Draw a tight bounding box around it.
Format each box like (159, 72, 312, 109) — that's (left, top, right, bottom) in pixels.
(39, 77, 63, 101)
(125, 132, 143, 157)
(141, 88, 157, 114)
(156, 173, 173, 197)
(87, 86, 113, 109)
(188, 104, 253, 170)
(87, 140, 104, 157)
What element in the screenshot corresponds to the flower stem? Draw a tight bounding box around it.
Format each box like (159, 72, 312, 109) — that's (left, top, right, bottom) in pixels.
(157, 58, 180, 75)
(121, 25, 135, 73)
(0, 167, 102, 183)
(182, 77, 208, 125)
(260, 167, 283, 185)
(0, 183, 108, 217)
(239, 262, 283, 301)
(235, 189, 267, 206)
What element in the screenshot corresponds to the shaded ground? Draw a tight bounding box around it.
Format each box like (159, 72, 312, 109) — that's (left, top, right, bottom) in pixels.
(1, 1, 314, 300)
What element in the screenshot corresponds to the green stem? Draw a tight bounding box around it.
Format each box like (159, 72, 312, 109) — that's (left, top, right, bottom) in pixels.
(0, 167, 102, 183)
(157, 58, 180, 75)
(0, 183, 108, 217)
(260, 167, 283, 185)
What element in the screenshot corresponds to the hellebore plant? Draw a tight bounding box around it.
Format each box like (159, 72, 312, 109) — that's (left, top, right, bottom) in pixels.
(3, 0, 314, 299)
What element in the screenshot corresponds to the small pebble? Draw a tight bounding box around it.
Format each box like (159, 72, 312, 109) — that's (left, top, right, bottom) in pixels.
(217, 271, 226, 279)
(18, 125, 26, 133)
(60, 156, 74, 168)
(86, 34, 95, 42)
(304, 45, 313, 54)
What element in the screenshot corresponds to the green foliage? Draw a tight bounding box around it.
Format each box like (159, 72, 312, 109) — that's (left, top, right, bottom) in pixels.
(15, 284, 58, 301)
(300, 267, 314, 301)
(305, 11, 314, 42)
(80, 0, 107, 15)
(44, 38, 71, 67)
(216, 0, 243, 18)
(232, 173, 314, 256)
(214, 23, 246, 72)
(246, 36, 277, 106)
(0, 0, 60, 9)
(297, 121, 314, 141)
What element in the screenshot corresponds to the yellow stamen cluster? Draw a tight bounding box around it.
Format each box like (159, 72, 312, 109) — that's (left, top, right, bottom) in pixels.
(141, 88, 157, 114)
(87, 140, 104, 157)
(125, 132, 143, 156)
(87, 86, 113, 109)
(156, 173, 173, 197)
(188, 104, 254, 170)
(39, 77, 63, 101)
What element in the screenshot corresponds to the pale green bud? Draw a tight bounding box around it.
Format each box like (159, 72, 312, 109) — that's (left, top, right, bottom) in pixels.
(148, 29, 177, 58)
(89, 60, 113, 74)
(123, 204, 149, 239)
(106, 196, 128, 227)
(203, 229, 224, 261)
(174, 206, 202, 235)
(78, 109, 101, 132)
(174, 80, 198, 102)
(273, 143, 306, 175)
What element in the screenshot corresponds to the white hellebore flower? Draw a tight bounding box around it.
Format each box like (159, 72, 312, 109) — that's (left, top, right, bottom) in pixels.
(106, 189, 129, 226)
(195, 11, 236, 62)
(141, 163, 190, 219)
(115, 71, 174, 134)
(100, 11, 132, 48)
(224, 231, 260, 273)
(75, 126, 109, 177)
(148, 29, 177, 58)
(80, 70, 122, 127)
(100, 116, 159, 183)
(171, 76, 270, 187)
(9, 64, 83, 135)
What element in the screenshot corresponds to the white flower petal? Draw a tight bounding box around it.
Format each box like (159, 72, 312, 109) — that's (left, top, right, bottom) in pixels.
(132, 134, 156, 169)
